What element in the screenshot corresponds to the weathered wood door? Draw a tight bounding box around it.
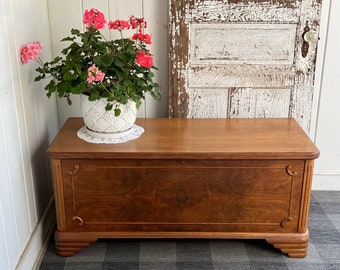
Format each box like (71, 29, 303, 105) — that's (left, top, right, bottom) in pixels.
(169, 0, 322, 132)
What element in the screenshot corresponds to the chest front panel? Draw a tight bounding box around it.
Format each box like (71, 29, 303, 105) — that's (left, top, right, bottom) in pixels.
(61, 159, 305, 233)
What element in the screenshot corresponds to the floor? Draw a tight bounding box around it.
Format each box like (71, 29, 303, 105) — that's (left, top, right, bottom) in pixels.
(38, 191, 340, 270)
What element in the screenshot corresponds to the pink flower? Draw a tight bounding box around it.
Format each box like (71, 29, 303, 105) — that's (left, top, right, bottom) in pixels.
(20, 41, 44, 64)
(108, 20, 130, 30)
(135, 51, 153, 68)
(87, 64, 105, 83)
(129, 15, 147, 32)
(132, 33, 152, 45)
(83, 9, 106, 30)
(129, 15, 138, 29)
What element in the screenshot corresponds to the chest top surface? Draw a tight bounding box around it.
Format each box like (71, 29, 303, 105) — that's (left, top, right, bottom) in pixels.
(47, 117, 319, 160)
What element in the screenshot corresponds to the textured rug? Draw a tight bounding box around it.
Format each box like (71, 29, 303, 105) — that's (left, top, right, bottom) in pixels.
(39, 191, 340, 270)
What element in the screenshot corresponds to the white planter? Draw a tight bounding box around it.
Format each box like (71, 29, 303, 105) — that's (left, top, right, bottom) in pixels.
(80, 94, 137, 134)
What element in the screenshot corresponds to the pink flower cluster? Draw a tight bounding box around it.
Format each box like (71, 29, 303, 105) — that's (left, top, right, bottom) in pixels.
(20, 41, 43, 64)
(135, 51, 153, 68)
(21, 8, 155, 80)
(108, 20, 130, 30)
(83, 9, 151, 45)
(83, 9, 149, 37)
(132, 33, 152, 45)
(83, 8, 107, 30)
(129, 16, 147, 31)
(87, 64, 105, 83)
(82, 9, 154, 69)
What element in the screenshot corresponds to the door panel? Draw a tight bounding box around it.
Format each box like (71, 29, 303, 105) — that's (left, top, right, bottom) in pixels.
(169, 0, 322, 133)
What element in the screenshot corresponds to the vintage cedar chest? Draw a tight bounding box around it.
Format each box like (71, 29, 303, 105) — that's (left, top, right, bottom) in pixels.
(48, 117, 319, 257)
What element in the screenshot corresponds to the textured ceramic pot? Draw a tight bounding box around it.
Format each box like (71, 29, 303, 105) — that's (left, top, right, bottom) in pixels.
(80, 94, 137, 134)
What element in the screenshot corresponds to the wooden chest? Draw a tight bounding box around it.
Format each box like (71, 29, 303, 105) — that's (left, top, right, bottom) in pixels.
(48, 118, 319, 257)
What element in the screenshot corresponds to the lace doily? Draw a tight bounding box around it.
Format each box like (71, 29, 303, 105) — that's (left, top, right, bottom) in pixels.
(77, 125, 144, 144)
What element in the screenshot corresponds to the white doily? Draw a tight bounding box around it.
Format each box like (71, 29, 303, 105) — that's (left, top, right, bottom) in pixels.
(77, 125, 144, 144)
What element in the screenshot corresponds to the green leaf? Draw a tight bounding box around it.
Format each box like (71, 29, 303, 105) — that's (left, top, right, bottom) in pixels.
(63, 71, 76, 81)
(61, 36, 76, 42)
(114, 108, 121, 116)
(57, 81, 72, 96)
(34, 75, 43, 81)
(70, 29, 80, 35)
(72, 83, 86, 94)
(67, 98, 72, 105)
(105, 103, 113, 111)
(94, 54, 114, 67)
(135, 100, 142, 110)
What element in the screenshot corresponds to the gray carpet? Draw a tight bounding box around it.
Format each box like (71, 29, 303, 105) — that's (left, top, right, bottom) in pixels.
(38, 191, 340, 270)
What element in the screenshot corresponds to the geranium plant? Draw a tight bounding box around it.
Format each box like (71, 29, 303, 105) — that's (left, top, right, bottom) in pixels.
(21, 8, 160, 116)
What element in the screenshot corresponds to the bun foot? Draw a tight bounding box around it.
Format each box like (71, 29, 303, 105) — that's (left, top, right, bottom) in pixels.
(266, 231, 309, 258)
(54, 231, 98, 257)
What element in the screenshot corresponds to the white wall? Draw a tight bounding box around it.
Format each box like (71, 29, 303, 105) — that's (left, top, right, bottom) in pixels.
(0, 0, 58, 269)
(312, 0, 340, 190)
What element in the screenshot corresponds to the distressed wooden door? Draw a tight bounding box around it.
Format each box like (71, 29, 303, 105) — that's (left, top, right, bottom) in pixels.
(169, 0, 322, 132)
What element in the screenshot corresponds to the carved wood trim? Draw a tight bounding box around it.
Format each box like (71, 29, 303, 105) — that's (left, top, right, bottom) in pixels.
(51, 159, 67, 230)
(298, 160, 314, 232)
(55, 231, 97, 257)
(280, 216, 293, 228)
(72, 216, 85, 227)
(266, 230, 309, 258)
(68, 164, 80, 176)
(280, 165, 298, 228)
(286, 165, 298, 176)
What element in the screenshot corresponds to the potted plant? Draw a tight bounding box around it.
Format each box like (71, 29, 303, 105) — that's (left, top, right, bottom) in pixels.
(21, 8, 160, 136)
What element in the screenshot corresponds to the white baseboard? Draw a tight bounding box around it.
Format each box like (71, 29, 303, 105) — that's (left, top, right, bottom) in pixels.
(15, 197, 56, 270)
(312, 173, 340, 190)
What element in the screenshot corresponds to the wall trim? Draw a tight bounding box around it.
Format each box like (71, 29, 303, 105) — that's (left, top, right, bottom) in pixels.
(15, 196, 55, 270)
(312, 173, 340, 190)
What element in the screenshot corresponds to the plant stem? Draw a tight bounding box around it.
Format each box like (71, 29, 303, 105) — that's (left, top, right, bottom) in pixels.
(119, 29, 126, 51)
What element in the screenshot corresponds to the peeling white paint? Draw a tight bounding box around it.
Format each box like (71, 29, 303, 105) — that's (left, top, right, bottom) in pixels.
(188, 65, 295, 88)
(187, 88, 229, 118)
(189, 23, 297, 65)
(229, 88, 291, 118)
(190, 1, 302, 23)
(169, 0, 322, 133)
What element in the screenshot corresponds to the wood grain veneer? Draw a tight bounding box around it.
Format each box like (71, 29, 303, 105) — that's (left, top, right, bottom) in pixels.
(48, 118, 319, 257)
